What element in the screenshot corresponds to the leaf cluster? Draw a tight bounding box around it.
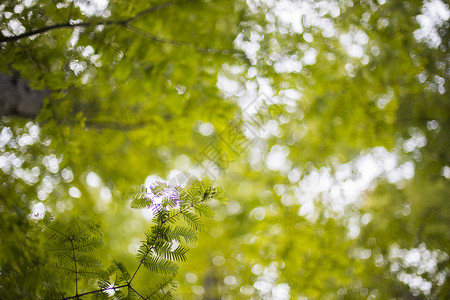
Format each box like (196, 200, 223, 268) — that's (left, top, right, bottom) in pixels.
(35, 179, 224, 299)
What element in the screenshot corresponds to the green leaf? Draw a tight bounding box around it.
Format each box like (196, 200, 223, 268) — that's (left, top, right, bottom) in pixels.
(130, 191, 151, 209)
(193, 203, 215, 218)
(143, 256, 179, 275)
(181, 211, 204, 231)
(154, 241, 188, 262)
(167, 226, 198, 244)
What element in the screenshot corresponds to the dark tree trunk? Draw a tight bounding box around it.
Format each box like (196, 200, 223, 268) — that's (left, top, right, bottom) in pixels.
(0, 73, 47, 118)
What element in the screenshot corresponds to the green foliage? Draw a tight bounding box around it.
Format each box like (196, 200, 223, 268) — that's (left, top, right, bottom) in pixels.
(0, 180, 224, 299)
(1, 0, 449, 299)
(43, 218, 104, 286)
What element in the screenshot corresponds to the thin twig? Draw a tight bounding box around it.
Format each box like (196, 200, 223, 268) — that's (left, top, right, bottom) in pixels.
(0, 22, 92, 43)
(125, 24, 188, 47)
(69, 239, 78, 297)
(63, 284, 128, 300)
(129, 286, 146, 300)
(146, 275, 175, 299)
(84, 119, 156, 131)
(125, 24, 236, 55)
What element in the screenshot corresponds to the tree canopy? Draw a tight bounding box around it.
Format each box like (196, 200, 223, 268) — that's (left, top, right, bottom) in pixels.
(1, 0, 449, 299)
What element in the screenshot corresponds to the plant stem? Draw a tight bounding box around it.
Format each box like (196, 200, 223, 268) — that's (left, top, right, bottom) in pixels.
(63, 284, 128, 299)
(69, 239, 78, 297)
(129, 196, 211, 284)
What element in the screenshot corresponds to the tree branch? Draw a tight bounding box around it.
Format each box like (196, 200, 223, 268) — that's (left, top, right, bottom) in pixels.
(125, 24, 188, 47)
(0, 22, 90, 43)
(0, 2, 174, 43)
(126, 24, 237, 55)
(84, 120, 157, 131)
(129, 286, 146, 300)
(63, 284, 128, 300)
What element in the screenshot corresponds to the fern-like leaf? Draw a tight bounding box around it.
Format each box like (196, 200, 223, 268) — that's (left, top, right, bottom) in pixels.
(42, 218, 105, 298)
(114, 261, 131, 283)
(181, 211, 204, 231)
(165, 210, 181, 224)
(90, 292, 110, 299)
(75, 238, 104, 252)
(154, 241, 188, 262)
(193, 203, 215, 218)
(142, 256, 178, 275)
(77, 267, 103, 279)
(147, 277, 178, 300)
(45, 221, 70, 242)
(46, 237, 103, 253)
(130, 187, 151, 209)
(160, 291, 174, 300)
(149, 181, 169, 197)
(46, 262, 76, 274)
(32, 180, 225, 298)
(76, 254, 102, 269)
(167, 226, 198, 244)
(143, 225, 171, 247)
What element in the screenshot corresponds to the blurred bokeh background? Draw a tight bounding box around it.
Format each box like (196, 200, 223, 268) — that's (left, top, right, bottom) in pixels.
(1, 0, 449, 298)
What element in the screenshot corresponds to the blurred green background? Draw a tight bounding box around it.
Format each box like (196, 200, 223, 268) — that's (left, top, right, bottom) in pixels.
(0, 0, 449, 298)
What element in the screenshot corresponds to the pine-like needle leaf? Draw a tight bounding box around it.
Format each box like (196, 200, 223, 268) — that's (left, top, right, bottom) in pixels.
(167, 226, 198, 244)
(143, 257, 178, 275)
(181, 211, 204, 231)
